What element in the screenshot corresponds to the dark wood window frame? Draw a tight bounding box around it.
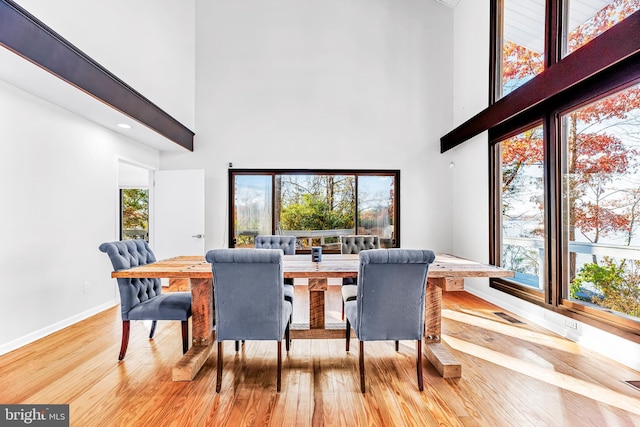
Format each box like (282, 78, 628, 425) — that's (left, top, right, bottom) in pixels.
(442, 4, 640, 153)
(228, 169, 401, 252)
(444, 1, 640, 343)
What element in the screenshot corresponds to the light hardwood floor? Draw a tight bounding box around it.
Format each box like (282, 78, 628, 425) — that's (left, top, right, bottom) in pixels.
(1, 287, 639, 426)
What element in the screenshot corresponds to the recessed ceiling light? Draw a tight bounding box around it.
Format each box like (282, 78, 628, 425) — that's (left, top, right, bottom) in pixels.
(117, 123, 132, 129)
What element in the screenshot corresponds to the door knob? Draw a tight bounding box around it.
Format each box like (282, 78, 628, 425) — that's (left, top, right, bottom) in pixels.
(192, 234, 204, 239)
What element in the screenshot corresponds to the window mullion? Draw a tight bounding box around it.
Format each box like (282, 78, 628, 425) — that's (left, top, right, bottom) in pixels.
(545, 0, 562, 68)
(545, 112, 560, 307)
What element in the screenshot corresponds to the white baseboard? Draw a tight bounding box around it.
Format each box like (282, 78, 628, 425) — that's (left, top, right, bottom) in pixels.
(0, 300, 118, 357)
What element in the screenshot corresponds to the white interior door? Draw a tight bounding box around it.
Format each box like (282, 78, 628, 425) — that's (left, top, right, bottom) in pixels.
(152, 169, 205, 260)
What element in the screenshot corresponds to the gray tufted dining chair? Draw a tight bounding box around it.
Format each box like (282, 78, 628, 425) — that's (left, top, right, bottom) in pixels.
(99, 239, 192, 360)
(340, 235, 380, 319)
(254, 235, 297, 254)
(344, 248, 435, 393)
(255, 235, 296, 319)
(206, 248, 292, 392)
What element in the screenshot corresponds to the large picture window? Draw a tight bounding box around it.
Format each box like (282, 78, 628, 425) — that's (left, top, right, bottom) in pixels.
(230, 170, 399, 252)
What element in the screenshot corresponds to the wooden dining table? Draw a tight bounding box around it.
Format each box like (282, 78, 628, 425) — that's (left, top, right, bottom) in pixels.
(111, 253, 513, 381)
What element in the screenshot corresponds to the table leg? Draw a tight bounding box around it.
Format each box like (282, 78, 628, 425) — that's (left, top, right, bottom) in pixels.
(168, 278, 190, 291)
(173, 277, 214, 381)
(308, 278, 327, 329)
(423, 278, 462, 378)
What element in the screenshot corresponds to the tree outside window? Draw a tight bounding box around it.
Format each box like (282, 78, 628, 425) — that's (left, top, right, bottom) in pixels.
(121, 188, 149, 241)
(231, 171, 398, 251)
(279, 175, 355, 248)
(562, 85, 640, 317)
(498, 1, 640, 319)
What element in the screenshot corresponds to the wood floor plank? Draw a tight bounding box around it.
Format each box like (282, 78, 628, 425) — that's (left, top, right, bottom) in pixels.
(1, 290, 639, 426)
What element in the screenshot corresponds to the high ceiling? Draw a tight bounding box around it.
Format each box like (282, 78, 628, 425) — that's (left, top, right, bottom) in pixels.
(504, 0, 612, 53)
(0, 47, 184, 152)
(0, 0, 624, 152)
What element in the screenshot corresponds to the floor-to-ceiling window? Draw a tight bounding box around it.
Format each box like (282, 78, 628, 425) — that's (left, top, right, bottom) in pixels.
(230, 170, 399, 252)
(487, 0, 640, 338)
(495, 124, 545, 292)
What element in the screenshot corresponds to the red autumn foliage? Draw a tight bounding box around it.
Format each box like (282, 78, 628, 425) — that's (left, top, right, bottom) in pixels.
(502, 1, 640, 243)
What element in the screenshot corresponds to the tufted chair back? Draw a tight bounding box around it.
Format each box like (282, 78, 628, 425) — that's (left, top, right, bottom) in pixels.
(98, 239, 162, 320)
(99, 239, 191, 360)
(343, 248, 435, 392)
(205, 248, 293, 392)
(255, 235, 296, 308)
(206, 249, 289, 341)
(255, 235, 296, 254)
(340, 235, 380, 254)
(350, 249, 435, 341)
(340, 235, 381, 294)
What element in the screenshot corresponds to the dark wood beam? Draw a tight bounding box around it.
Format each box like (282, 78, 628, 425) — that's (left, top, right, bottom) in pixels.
(441, 8, 640, 153)
(0, 0, 194, 151)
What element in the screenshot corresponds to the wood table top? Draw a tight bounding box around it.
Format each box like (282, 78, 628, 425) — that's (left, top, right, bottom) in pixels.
(111, 253, 513, 280)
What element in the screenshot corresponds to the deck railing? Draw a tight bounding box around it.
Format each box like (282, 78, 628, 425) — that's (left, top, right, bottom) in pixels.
(503, 237, 640, 288)
(236, 229, 394, 249)
(281, 229, 355, 248)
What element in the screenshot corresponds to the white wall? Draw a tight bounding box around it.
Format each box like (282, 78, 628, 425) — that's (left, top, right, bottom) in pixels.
(0, 79, 160, 353)
(1, 0, 455, 354)
(16, 0, 196, 129)
(449, 0, 640, 371)
(0, 0, 193, 354)
(118, 161, 152, 188)
(161, 0, 456, 252)
(450, 0, 490, 263)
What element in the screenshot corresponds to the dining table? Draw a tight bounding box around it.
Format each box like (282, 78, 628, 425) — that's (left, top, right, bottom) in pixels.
(110, 252, 513, 381)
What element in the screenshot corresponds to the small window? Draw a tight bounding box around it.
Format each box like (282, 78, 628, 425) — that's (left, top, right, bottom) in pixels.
(120, 188, 149, 241)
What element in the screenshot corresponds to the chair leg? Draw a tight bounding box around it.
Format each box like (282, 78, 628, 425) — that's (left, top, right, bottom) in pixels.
(149, 320, 157, 339)
(341, 299, 345, 320)
(417, 340, 424, 391)
(181, 321, 189, 354)
(216, 342, 223, 393)
(277, 341, 282, 393)
(395, 340, 399, 351)
(235, 341, 240, 352)
(118, 320, 130, 361)
(345, 319, 351, 351)
(359, 341, 365, 393)
(285, 321, 291, 352)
